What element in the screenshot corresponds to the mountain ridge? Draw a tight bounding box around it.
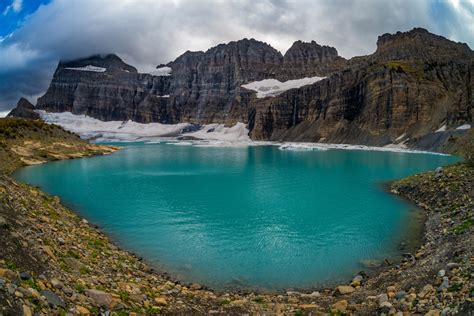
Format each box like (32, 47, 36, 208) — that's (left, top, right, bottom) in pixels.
(11, 27, 473, 151)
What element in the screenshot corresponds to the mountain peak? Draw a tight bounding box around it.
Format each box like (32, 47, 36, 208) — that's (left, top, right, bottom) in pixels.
(375, 27, 472, 61)
(284, 40, 339, 58)
(59, 54, 137, 73)
(7, 97, 39, 120)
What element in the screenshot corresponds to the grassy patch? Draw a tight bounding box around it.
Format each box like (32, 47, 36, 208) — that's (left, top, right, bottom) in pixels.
(0, 117, 116, 174)
(448, 283, 463, 292)
(119, 291, 129, 302)
(452, 219, 473, 235)
(22, 279, 41, 291)
(6, 261, 17, 270)
(385, 60, 423, 79)
(88, 238, 105, 249)
(65, 250, 80, 259)
(74, 283, 85, 294)
(79, 266, 90, 275)
(252, 296, 264, 303)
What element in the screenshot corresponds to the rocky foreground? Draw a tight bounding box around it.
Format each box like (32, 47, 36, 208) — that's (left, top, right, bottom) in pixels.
(0, 119, 473, 315)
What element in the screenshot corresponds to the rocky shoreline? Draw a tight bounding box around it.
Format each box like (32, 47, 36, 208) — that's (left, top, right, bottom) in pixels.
(1, 120, 473, 315)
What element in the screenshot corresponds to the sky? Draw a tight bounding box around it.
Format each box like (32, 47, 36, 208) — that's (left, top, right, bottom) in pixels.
(0, 0, 473, 114)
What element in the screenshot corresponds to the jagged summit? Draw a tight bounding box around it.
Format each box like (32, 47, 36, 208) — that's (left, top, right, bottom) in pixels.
(7, 98, 39, 120)
(284, 40, 340, 57)
(280, 40, 346, 79)
(375, 27, 472, 61)
(17, 27, 471, 151)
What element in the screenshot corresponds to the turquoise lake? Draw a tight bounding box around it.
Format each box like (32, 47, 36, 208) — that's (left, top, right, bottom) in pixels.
(14, 143, 459, 291)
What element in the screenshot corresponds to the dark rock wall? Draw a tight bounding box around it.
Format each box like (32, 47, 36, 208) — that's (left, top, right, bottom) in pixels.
(34, 29, 473, 147)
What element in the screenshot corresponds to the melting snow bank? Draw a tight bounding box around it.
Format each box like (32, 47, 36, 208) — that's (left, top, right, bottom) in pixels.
(435, 124, 471, 132)
(150, 66, 172, 76)
(37, 111, 250, 143)
(242, 76, 325, 98)
(456, 124, 471, 130)
(276, 142, 450, 156)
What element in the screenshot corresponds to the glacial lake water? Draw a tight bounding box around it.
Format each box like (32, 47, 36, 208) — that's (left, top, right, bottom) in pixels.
(14, 143, 459, 291)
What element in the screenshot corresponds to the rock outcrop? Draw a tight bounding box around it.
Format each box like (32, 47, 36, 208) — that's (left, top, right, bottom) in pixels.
(30, 28, 473, 149)
(7, 98, 39, 120)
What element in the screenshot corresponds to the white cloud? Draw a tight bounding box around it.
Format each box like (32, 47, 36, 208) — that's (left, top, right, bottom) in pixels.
(3, 0, 23, 15)
(0, 0, 472, 111)
(0, 43, 38, 72)
(445, 0, 474, 42)
(0, 110, 11, 118)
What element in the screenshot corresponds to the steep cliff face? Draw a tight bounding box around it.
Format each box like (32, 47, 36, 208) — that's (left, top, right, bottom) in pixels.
(36, 39, 344, 125)
(37, 54, 173, 123)
(165, 38, 283, 123)
(249, 28, 473, 147)
(33, 28, 472, 148)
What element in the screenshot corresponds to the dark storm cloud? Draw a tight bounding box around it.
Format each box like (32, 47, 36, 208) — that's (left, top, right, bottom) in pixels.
(0, 0, 472, 112)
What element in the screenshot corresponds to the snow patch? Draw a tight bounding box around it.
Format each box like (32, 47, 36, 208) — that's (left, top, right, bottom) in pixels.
(183, 123, 250, 142)
(150, 66, 172, 76)
(167, 141, 193, 146)
(456, 124, 471, 130)
(395, 133, 406, 142)
(278, 144, 329, 151)
(36, 111, 250, 143)
(242, 76, 325, 98)
(435, 124, 447, 132)
(64, 65, 106, 72)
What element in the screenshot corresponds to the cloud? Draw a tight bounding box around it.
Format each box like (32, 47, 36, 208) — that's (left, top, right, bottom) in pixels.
(3, 0, 23, 15)
(0, 0, 472, 111)
(444, 0, 474, 41)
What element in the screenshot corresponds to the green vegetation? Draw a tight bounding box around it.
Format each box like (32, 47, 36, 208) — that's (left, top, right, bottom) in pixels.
(74, 283, 85, 294)
(252, 296, 264, 303)
(0, 117, 75, 140)
(119, 291, 129, 302)
(385, 60, 424, 79)
(218, 299, 231, 305)
(448, 283, 463, 292)
(452, 219, 473, 235)
(22, 279, 41, 291)
(6, 261, 17, 270)
(88, 237, 105, 249)
(66, 249, 81, 259)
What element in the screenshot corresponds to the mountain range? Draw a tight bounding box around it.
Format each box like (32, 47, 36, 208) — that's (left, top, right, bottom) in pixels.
(9, 28, 473, 151)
